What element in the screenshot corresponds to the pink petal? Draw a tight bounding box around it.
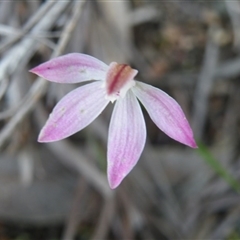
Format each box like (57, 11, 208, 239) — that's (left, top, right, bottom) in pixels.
(30, 53, 108, 83)
(38, 81, 109, 142)
(132, 82, 197, 148)
(107, 91, 146, 189)
(106, 62, 138, 96)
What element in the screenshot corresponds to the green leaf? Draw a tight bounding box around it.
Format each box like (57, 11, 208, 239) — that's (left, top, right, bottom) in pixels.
(197, 141, 240, 192)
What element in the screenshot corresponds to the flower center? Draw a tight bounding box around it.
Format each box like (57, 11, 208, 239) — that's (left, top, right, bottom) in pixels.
(104, 62, 138, 102)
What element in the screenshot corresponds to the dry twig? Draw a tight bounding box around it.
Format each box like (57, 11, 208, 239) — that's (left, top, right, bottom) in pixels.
(192, 29, 219, 139)
(0, 1, 73, 148)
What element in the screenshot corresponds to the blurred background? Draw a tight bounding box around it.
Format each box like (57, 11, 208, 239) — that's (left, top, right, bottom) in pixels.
(0, 0, 240, 239)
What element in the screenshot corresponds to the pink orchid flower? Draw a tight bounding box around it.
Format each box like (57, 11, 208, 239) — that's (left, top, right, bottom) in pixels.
(30, 53, 197, 189)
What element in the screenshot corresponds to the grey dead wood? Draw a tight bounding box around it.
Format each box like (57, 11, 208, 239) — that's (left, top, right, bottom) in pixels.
(192, 29, 219, 139)
(0, 1, 15, 25)
(222, 84, 240, 141)
(130, 165, 182, 239)
(119, 190, 145, 234)
(142, 145, 185, 235)
(210, 206, 240, 239)
(173, 1, 206, 21)
(0, 1, 74, 148)
(193, 217, 216, 240)
(66, 1, 91, 53)
(0, 74, 9, 101)
(0, 24, 21, 36)
(0, 1, 68, 84)
(117, 190, 135, 240)
(150, 216, 184, 239)
(215, 57, 240, 78)
(128, 5, 160, 26)
(148, 59, 240, 87)
(18, 148, 34, 185)
(0, 1, 67, 127)
(205, 195, 240, 214)
(4, 66, 32, 152)
(99, 0, 131, 63)
(0, 0, 55, 54)
(62, 178, 87, 240)
(91, 197, 115, 240)
(225, 0, 240, 51)
(0, 148, 78, 223)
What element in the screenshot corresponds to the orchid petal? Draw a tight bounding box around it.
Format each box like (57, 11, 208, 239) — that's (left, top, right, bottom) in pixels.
(30, 53, 108, 83)
(107, 90, 146, 189)
(38, 81, 109, 142)
(133, 82, 197, 148)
